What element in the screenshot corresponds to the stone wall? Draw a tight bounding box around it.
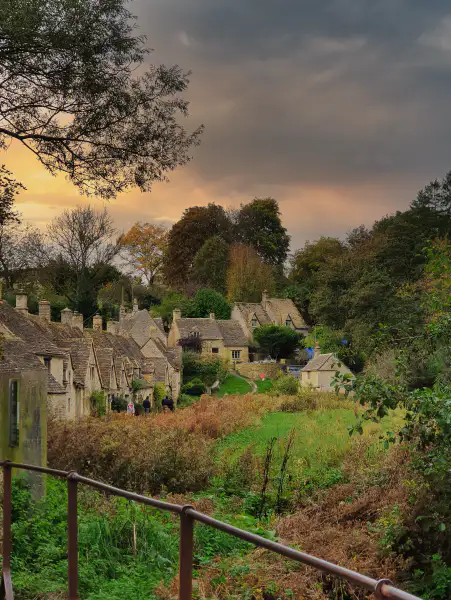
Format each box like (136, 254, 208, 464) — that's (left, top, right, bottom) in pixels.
(236, 362, 282, 380)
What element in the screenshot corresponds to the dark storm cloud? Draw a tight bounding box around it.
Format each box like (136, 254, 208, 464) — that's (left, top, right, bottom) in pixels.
(134, 0, 451, 196)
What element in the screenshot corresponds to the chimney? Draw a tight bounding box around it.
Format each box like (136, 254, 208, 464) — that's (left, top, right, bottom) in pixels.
(149, 325, 157, 339)
(39, 300, 51, 322)
(61, 307, 73, 326)
(173, 308, 181, 321)
(133, 298, 138, 313)
(72, 311, 84, 332)
(209, 313, 215, 320)
(119, 303, 126, 323)
(262, 289, 268, 306)
(93, 314, 103, 331)
(15, 289, 28, 314)
(107, 321, 117, 335)
(314, 342, 321, 358)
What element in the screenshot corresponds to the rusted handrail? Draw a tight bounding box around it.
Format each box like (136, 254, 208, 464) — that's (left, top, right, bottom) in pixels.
(0, 461, 423, 600)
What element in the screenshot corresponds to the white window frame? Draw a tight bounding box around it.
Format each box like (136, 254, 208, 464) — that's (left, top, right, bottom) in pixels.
(232, 350, 241, 360)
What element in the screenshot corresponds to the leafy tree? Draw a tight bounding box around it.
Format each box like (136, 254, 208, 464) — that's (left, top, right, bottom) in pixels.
(253, 324, 299, 359)
(191, 288, 231, 320)
(227, 244, 275, 302)
(150, 292, 194, 326)
(0, 0, 202, 198)
(192, 236, 229, 293)
(182, 352, 228, 387)
(0, 165, 23, 226)
(177, 334, 202, 353)
(119, 222, 168, 285)
(165, 204, 232, 289)
(236, 198, 290, 266)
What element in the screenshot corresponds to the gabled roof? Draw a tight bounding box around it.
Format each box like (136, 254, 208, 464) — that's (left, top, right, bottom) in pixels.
(48, 372, 66, 394)
(176, 318, 223, 340)
(302, 353, 340, 372)
(217, 320, 248, 347)
(265, 298, 308, 329)
(0, 339, 47, 374)
(233, 303, 272, 326)
(0, 302, 66, 357)
(120, 309, 167, 347)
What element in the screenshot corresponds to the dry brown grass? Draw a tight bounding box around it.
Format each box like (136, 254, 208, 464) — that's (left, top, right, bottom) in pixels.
(48, 394, 280, 494)
(158, 443, 414, 600)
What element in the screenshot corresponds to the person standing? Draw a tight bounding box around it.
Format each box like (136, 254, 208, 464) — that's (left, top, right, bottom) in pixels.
(127, 400, 135, 415)
(162, 396, 175, 412)
(143, 396, 151, 415)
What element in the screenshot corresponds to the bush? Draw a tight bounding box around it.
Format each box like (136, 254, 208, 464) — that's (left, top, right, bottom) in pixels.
(182, 352, 229, 387)
(182, 377, 206, 396)
(111, 396, 128, 412)
(279, 391, 353, 412)
(153, 382, 167, 407)
(272, 375, 298, 396)
(90, 390, 106, 416)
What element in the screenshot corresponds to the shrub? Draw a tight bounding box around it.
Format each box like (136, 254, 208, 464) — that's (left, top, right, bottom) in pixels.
(90, 390, 106, 416)
(111, 395, 127, 412)
(182, 377, 206, 396)
(182, 352, 229, 386)
(272, 375, 298, 396)
(153, 382, 167, 407)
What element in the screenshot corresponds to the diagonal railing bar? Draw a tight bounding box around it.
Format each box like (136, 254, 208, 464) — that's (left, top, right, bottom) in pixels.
(0, 461, 423, 600)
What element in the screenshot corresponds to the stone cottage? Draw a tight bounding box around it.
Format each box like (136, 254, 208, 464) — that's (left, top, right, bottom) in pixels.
(231, 291, 309, 344)
(300, 344, 354, 392)
(0, 291, 177, 420)
(168, 310, 249, 364)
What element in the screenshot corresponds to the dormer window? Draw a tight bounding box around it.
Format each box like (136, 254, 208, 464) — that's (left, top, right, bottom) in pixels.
(251, 315, 258, 328)
(44, 357, 51, 371)
(285, 316, 293, 328)
(191, 330, 200, 338)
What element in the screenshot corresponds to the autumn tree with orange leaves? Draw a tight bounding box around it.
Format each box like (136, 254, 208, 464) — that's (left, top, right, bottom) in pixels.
(119, 222, 168, 285)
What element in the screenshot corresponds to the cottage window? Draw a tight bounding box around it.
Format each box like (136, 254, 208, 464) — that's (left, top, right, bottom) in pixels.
(8, 380, 19, 447)
(285, 317, 293, 328)
(251, 316, 258, 328)
(90, 366, 95, 380)
(212, 347, 219, 354)
(232, 350, 241, 360)
(44, 357, 51, 371)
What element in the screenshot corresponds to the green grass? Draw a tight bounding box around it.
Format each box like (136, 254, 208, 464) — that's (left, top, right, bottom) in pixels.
(255, 378, 273, 393)
(215, 375, 252, 397)
(217, 408, 405, 477)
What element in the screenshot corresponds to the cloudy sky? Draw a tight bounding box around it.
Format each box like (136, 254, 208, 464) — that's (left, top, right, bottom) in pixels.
(10, 0, 451, 249)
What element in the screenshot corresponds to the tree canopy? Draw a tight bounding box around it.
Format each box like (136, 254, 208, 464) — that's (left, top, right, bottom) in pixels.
(0, 0, 202, 198)
(119, 222, 168, 285)
(253, 324, 299, 359)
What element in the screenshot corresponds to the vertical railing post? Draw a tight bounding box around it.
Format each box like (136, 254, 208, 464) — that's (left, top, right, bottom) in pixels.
(179, 506, 194, 600)
(1, 461, 13, 600)
(67, 472, 78, 600)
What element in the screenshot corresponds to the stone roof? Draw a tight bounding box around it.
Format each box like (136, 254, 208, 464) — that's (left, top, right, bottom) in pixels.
(0, 339, 47, 374)
(302, 353, 338, 372)
(150, 357, 167, 382)
(153, 317, 166, 335)
(233, 303, 272, 327)
(48, 372, 66, 394)
(234, 298, 308, 331)
(120, 309, 167, 347)
(217, 320, 248, 347)
(154, 338, 182, 370)
(0, 302, 66, 357)
(176, 318, 223, 340)
(265, 298, 307, 329)
(67, 339, 92, 386)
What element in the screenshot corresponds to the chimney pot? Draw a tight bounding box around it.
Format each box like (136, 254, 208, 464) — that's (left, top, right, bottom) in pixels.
(314, 342, 321, 358)
(262, 289, 268, 305)
(173, 308, 181, 321)
(209, 313, 215, 320)
(39, 300, 51, 322)
(149, 325, 157, 339)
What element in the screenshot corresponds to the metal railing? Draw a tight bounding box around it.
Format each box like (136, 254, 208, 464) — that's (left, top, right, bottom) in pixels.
(0, 460, 422, 600)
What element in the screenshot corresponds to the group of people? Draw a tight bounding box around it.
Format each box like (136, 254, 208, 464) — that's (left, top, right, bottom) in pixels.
(126, 395, 174, 416)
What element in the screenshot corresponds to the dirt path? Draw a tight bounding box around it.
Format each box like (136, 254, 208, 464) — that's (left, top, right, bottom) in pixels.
(231, 370, 257, 394)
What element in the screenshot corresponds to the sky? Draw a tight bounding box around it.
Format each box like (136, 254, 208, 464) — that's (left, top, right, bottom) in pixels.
(9, 0, 451, 249)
